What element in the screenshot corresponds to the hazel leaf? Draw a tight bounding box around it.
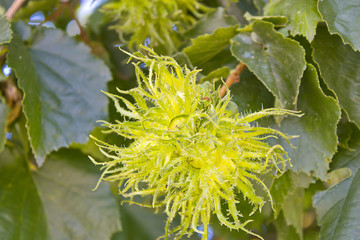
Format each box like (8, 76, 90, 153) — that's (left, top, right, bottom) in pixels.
(184, 7, 238, 38)
(282, 188, 304, 239)
(0, 146, 49, 240)
(270, 171, 294, 214)
(312, 26, 360, 128)
(318, 0, 360, 51)
(231, 20, 306, 109)
(332, 128, 360, 173)
(7, 29, 111, 166)
(271, 171, 312, 215)
(34, 149, 121, 240)
(314, 174, 360, 240)
(275, 64, 341, 180)
(275, 212, 302, 240)
(264, 0, 321, 42)
(313, 130, 360, 240)
(230, 69, 274, 112)
(183, 26, 239, 67)
(116, 203, 168, 240)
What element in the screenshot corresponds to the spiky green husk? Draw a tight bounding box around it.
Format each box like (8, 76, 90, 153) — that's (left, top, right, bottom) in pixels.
(91, 46, 300, 240)
(102, 0, 211, 52)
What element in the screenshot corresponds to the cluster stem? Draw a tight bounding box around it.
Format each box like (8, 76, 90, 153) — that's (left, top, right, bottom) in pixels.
(219, 62, 246, 97)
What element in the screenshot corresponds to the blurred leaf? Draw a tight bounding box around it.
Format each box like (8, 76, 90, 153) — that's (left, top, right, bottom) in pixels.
(231, 20, 306, 109)
(271, 171, 293, 214)
(172, 52, 194, 69)
(235, 0, 259, 16)
(318, 0, 360, 51)
(210, 202, 265, 240)
(276, 64, 341, 180)
(195, 48, 237, 75)
(0, 97, 9, 153)
(87, 4, 107, 35)
(15, 0, 58, 20)
(7, 29, 111, 165)
(0, 15, 11, 44)
(183, 26, 238, 68)
(211, 219, 249, 240)
(0, 146, 49, 240)
(0, 0, 12, 9)
(71, 127, 107, 162)
(304, 230, 319, 240)
(271, 171, 312, 215)
(312, 26, 360, 128)
(115, 203, 167, 240)
(230, 69, 274, 112)
(13, 21, 31, 41)
(264, 0, 321, 42)
(185, 7, 238, 38)
(282, 188, 304, 239)
(34, 148, 121, 240)
(275, 212, 301, 240)
(253, 0, 269, 13)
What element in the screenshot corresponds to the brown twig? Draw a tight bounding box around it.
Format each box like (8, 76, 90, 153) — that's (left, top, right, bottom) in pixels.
(5, 0, 26, 20)
(219, 62, 247, 97)
(1, 0, 27, 128)
(68, 1, 90, 44)
(43, 2, 68, 22)
(0, 80, 22, 130)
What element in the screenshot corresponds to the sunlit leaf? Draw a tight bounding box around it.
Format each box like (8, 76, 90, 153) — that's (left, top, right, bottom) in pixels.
(264, 0, 321, 41)
(184, 26, 239, 67)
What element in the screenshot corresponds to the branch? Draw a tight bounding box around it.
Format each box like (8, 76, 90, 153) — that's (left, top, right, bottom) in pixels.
(5, 0, 26, 20)
(68, 1, 90, 44)
(219, 62, 247, 97)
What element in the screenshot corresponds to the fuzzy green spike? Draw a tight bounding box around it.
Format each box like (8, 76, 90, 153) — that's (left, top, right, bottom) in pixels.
(91, 47, 302, 240)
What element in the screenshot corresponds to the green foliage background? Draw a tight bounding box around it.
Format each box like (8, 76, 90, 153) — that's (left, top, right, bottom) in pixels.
(0, 0, 359, 239)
